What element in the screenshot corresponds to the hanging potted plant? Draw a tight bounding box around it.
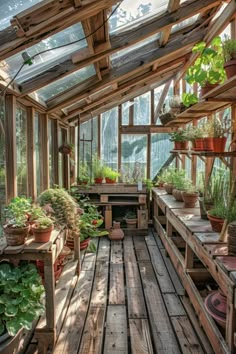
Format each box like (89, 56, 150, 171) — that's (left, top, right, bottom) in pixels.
(58, 142, 74, 155)
(32, 216, 54, 243)
(222, 36, 236, 78)
(0, 261, 45, 354)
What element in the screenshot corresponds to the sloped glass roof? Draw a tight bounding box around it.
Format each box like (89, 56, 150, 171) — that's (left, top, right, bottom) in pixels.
(33, 65, 96, 102)
(109, 0, 168, 33)
(1, 23, 87, 84)
(0, 0, 43, 30)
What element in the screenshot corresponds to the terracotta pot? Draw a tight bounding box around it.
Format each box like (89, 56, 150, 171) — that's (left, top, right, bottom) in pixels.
(164, 183, 174, 194)
(59, 145, 72, 155)
(212, 137, 227, 153)
(80, 237, 91, 250)
(200, 83, 218, 97)
(174, 141, 188, 150)
(182, 192, 198, 208)
(126, 219, 137, 229)
(109, 221, 124, 240)
(172, 189, 184, 202)
(205, 290, 226, 328)
(224, 60, 236, 79)
(207, 212, 224, 232)
(194, 138, 204, 151)
(105, 177, 116, 184)
(4, 225, 30, 246)
(94, 177, 103, 184)
(203, 137, 213, 151)
(32, 225, 53, 243)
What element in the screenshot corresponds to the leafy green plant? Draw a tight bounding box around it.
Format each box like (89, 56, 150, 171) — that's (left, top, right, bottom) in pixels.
(143, 179, 154, 192)
(169, 129, 187, 142)
(182, 93, 198, 108)
(5, 197, 31, 220)
(222, 36, 236, 62)
(125, 211, 137, 219)
(92, 155, 105, 179)
(78, 161, 90, 183)
(0, 262, 45, 336)
(34, 216, 54, 230)
(103, 166, 120, 181)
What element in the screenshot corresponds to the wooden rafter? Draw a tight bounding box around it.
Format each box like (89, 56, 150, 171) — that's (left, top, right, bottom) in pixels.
(154, 80, 172, 123)
(0, 0, 120, 60)
(159, 0, 181, 47)
(46, 28, 205, 112)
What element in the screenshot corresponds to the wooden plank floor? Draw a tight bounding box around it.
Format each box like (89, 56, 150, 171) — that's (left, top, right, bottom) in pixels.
(52, 229, 213, 354)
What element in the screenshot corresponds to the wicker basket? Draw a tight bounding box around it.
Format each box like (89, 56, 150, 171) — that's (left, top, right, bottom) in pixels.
(4, 225, 30, 246)
(159, 112, 175, 125)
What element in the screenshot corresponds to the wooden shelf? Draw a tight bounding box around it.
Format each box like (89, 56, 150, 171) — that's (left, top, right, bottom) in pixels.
(170, 150, 236, 157)
(164, 75, 236, 126)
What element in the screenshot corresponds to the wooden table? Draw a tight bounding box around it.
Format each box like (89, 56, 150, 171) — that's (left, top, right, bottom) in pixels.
(0, 228, 80, 353)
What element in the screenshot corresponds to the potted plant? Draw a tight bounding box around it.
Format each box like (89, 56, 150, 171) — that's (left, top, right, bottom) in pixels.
(28, 205, 45, 234)
(125, 211, 137, 229)
(58, 142, 74, 155)
(77, 161, 90, 185)
(210, 116, 229, 152)
(168, 95, 185, 115)
(222, 36, 236, 78)
(182, 36, 226, 105)
(0, 261, 45, 354)
(92, 155, 105, 183)
(160, 168, 178, 194)
(3, 197, 32, 246)
(207, 203, 227, 232)
(182, 183, 199, 208)
(172, 171, 190, 202)
(169, 129, 188, 150)
(103, 166, 120, 183)
(32, 216, 54, 243)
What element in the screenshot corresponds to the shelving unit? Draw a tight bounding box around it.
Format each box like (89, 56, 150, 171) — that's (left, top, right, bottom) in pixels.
(164, 75, 236, 127)
(152, 188, 236, 354)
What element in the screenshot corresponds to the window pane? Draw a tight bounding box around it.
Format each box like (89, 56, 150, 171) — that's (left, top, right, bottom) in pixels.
(34, 65, 96, 101)
(48, 119, 54, 187)
(3, 23, 87, 84)
(0, 0, 43, 30)
(101, 108, 118, 170)
(121, 134, 147, 181)
(134, 92, 150, 125)
(79, 117, 98, 177)
(151, 133, 173, 179)
(122, 102, 130, 125)
(16, 106, 27, 196)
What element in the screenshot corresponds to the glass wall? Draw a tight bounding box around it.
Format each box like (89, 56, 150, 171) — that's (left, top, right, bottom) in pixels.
(134, 92, 151, 125)
(101, 108, 118, 170)
(151, 133, 173, 179)
(16, 106, 27, 196)
(0, 97, 5, 204)
(121, 134, 147, 181)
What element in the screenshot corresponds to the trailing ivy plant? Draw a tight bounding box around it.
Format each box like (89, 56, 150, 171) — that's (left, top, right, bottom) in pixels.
(0, 262, 45, 336)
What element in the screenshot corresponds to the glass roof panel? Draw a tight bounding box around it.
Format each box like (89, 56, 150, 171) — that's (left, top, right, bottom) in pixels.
(0, 0, 43, 30)
(1, 23, 87, 84)
(109, 0, 168, 33)
(34, 65, 96, 102)
(171, 15, 199, 34)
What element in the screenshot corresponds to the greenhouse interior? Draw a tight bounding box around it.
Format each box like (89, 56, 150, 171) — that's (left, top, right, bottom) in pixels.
(1, 0, 236, 353)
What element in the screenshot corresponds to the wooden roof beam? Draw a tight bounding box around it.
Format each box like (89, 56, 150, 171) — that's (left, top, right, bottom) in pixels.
(175, 0, 236, 83)
(159, 0, 181, 47)
(154, 80, 172, 123)
(0, 0, 119, 60)
(46, 28, 205, 112)
(18, 0, 218, 96)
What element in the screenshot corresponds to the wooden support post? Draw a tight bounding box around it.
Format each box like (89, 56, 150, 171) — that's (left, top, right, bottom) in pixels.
(26, 107, 36, 200)
(62, 128, 70, 190)
(118, 105, 122, 175)
(5, 95, 17, 202)
(105, 205, 112, 229)
(39, 113, 49, 191)
(52, 119, 59, 186)
(185, 244, 194, 269)
(98, 114, 101, 159)
(69, 126, 76, 185)
(151, 89, 155, 125)
(147, 133, 151, 179)
(129, 99, 134, 126)
(167, 219, 173, 238)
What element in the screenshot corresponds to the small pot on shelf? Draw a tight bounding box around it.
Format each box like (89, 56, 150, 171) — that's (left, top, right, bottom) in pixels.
(109, 221, 124, 240)
(182, 191, 198, 208)
(212, 137, 227, 153)
(207, 212, 224, 232)
(32, 225, 53, 243)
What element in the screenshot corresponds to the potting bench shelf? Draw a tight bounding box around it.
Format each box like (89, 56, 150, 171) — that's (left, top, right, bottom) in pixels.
(171, 150, 236, 157)
(74, 184, 148, 232)
(0, 228, 80, 352)
(152, 188, 236, 354)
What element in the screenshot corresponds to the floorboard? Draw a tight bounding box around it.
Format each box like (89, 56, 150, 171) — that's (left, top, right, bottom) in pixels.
(28, 229, 213, 354)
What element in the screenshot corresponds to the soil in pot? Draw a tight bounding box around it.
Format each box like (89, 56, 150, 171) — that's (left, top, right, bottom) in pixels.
(182, 192, 198, 208)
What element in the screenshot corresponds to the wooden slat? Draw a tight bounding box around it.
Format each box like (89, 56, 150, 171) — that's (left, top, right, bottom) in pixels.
(129, 319, 154, 354)
(54, 270, 94, 354)
(90, 260, 109, 307)
(103, 305, 128, 354)
(172, 316, 204, 353)
(139, 261, 181, 353)
(78, 306, 106, 354)
(96, 237, 110, 262)
(164, 293, 186, 317)
(110, 240, 123, 264)
(126, 286, 147, 319)
(109, 264, 125, 305)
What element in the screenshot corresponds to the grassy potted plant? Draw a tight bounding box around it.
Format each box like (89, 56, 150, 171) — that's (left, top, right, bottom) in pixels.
(0, 261, 45, 354)
(103, 166, 120, 183)
(182, 36, 226, 105)
(92, 155, 105, 183)
(222, 36, 236, 78)
(77, 161, 90, 185)
(172, 171, 190, 202)
(32, 216, 54, 243)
